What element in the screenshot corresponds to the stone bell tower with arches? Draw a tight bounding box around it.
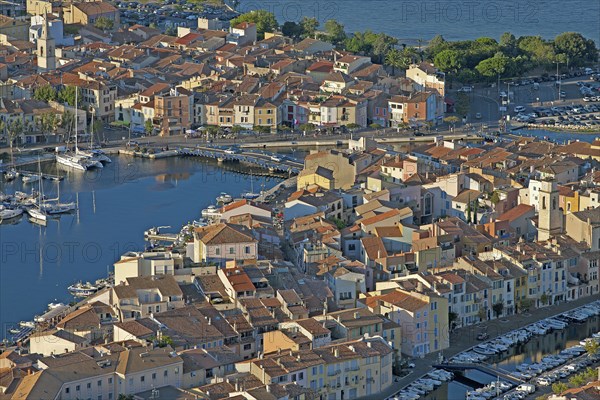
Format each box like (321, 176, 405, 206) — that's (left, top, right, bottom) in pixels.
(537, 178, 562, 241)
(37, 12, 56, 72)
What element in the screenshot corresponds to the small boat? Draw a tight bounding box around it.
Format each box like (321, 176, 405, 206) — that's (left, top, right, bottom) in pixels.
(4, 169, 17, 182)
(8, 328, 20, 334)
(27, 206, 47, 222)
(48, 302, 64, 309)
(216, 192, 233, 204)
(241, 192, 260, 200)
(0, 205, 23, 220)
(19, 321, 35, 328)
(201, 205, 220, 217)
(68, 282, 99, 297)
(22, 174, 40, 184)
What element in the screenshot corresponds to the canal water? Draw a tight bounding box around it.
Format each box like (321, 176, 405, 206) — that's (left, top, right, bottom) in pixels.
(0, 155, 281, 335)
(423, 316, 600, 400)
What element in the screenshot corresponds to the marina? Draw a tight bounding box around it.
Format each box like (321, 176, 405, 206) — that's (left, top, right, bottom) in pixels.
(0, 154, 282, 334)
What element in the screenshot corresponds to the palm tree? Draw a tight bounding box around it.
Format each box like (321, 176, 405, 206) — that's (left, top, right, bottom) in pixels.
(385, 48, 405, 76)
(7, 119, 23, 162)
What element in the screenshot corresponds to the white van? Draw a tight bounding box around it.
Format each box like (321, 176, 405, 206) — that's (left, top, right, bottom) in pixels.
(458, 86, 473, 93)
(516, 383, 536, 394)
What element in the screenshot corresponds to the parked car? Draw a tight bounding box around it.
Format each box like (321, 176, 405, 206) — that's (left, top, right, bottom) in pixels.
(514, 106, 526, 113)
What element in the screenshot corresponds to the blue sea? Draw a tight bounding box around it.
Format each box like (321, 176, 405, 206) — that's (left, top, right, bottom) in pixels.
(240, 0, 600, 44)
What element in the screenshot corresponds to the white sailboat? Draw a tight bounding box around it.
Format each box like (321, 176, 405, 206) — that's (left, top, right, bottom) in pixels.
(78, 108, 111, 164)
(22, 174, 41, 184)
(41, 181, 76, 214)
(241, 172, 260, 199)
(56, 90, 103, 171)
(27, 158, 48, 222)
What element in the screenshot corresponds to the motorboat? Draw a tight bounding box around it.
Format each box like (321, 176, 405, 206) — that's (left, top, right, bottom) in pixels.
(22, 174, 40, 184)
(544, 318, 567, 330)
(473, 344, 498, 356)
(68, 282, 99, 297)
(201, 205, 221, 218)
(216, 192, 233, 204)
(19, 321, 35, 328)
(8, 328, 20, 334)
(78, 148, 112, 164)
(0, 205, 23, 220)
(3, 168, 17, 182)
(48, 302, 64, 309)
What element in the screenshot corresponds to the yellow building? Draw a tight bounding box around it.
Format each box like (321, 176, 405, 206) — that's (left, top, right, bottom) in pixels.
(297, 166, 335, 190)
(26, 0, 52, 16)
(242, 337, 394, 399)
(64, 1, 120, 27)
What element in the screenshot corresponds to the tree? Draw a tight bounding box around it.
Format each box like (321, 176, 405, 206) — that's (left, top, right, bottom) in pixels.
(7, 119, 23, 156)
(434, 49, 463, 74)
(455, 92, 470, 117)
(499, 32, 518, 56)
(490, 191, 500, 205)
(39, 112, 58, 143)
(118, 395, 134, 400)
(443, 116, 460, 129)
(540, 292, 549, 305)
(299, 123, 315, 133)
(165, 25, 177, 36)
(492, 302, 504, 319)
(346, 123, 360, 130)
(299, 17, 318, 39)
(478, 306, 487, 322)
(61, 110, 74, 136)
(448, 311, 458, 329)
(229, 10, 278, 40)
(475, 53, 512, 78)
(370, 33, 398, 63)
(583, 339, 599, 356)
(322, 19, 346, 46)
(144, 119, 153, 135)
(58, 86, 80, 107)
(552, 382, 568, 395)
(33, 85, 57, 102)
(518, 35, 556, 66)
(281, 21, 301, 39)
(554, 32, 597, 66)
(385, 48, 410, 75)
(95, 16, 114, 31)
(369, 123, 382, 129)
(230, 125, 243, 134)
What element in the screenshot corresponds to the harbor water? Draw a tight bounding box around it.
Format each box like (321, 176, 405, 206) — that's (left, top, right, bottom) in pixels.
(0, 155, 281, 335)
(423, 316, 600, 399)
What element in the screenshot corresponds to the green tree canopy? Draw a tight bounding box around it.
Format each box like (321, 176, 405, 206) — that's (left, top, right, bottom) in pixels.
(33, 85, 57, 102)
(58, 86, 80, 107)
(385, 48, 410, 75)
(475, 53, 512, 77)
(95, 16, 114, 31)
(554, 32, 597, 66)
(322, 19, 346, 46)
(299, 17, 319, 39)
(281, 21, 301, 39)
(230, 10, 278, 40)
(434, 49, 463, 73)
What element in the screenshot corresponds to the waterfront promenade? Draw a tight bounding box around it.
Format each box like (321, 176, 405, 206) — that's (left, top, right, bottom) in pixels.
(365, 295, 600, 400)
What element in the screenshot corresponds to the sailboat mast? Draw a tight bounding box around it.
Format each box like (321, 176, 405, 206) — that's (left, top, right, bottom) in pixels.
(74, 88, 78, 153)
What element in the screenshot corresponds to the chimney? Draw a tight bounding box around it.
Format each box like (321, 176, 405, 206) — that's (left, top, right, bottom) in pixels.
(334, 347, 339, 357)
(234, 379, 239, 391)
(266, 385, 271, 393)
(354, 311, 360, 319)
(367, 341, 372, 348)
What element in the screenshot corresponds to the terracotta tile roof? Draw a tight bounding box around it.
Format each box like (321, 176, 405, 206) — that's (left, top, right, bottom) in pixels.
(194, 223, 256, 245)
(497, 204, 534, 222)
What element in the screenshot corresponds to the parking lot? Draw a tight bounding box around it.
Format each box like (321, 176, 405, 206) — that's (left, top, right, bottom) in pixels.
(115, 0, 237, 29)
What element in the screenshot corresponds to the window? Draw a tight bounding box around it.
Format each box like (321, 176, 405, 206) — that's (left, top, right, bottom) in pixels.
(164, 370, 168, 377)
(65, 387, 70, 394)
(215, 248, 220, 255)
(108, 378, 112, 384)
(229, 247, 235, 254)
(243, 343, 252, 350)
(141, 375, 145, 382)
(88, 383, 92, 389)
(98, 380, 102, 386)
(245, 246, 250, 254)
(76, 385, 80, 391)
